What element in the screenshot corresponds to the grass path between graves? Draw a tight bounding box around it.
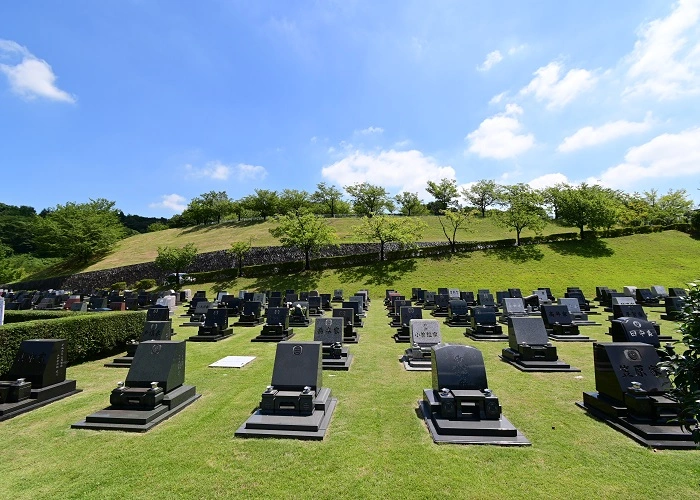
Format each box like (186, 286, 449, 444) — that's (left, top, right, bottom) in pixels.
(1, 231, 699, 499)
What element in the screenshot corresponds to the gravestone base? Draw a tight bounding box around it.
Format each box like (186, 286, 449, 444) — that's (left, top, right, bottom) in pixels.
(104, 356, 134, 368)
(571, 319, 601, 326)
(419, 390, 530, 446)
(234, 317, 265, 327)
(444, 317, 470, 328)
(251, 328, 295, 342)
(288, 318, 311, 328)
(343, 330, 359, 344)
(393, 328, 410, 343)
(430, 309, 449, 318)
(0, 380, 81, 422)
(72, 385, 200, 432)
(187, 328, 233, 342)
(235, 388, 337, 440)
(547, 324, 596, 342)
(321, 353, 353, 371)
(179, 321, 205, 327)
(308, 310, 324, 317)
(466, 325, 508, 342)
(499, 348, 580, 372)
(576, 393, 698, 449)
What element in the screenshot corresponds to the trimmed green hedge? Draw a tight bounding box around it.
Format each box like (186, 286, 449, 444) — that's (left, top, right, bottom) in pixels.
(3, 310, 85, 324)
(0, 311, 146, 374)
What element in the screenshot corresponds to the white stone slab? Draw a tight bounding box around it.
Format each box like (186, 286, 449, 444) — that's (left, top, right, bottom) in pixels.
(209, 356, 256, 368)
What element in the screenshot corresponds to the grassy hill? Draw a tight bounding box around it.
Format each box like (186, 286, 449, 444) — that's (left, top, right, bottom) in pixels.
(1, 231, 698, 498)
(84, 215, 577, 273)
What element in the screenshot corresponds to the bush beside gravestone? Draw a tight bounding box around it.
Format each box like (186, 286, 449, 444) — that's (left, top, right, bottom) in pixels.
(0, 310, 146, 374)
(3, 310, 84, 324)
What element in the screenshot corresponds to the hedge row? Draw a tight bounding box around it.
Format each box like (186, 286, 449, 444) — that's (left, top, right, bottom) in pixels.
(2, 310, 86, 324)
(0, 311, 146, 374)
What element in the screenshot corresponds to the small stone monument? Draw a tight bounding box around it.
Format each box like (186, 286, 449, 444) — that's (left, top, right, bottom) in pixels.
(419, 344, 530, 445)
(466, 306, 506, 341)
(251, 307, 295, 342)
(314, 318, 352, 370)
(540, 304, 595, 342)
(610, 318, 660, 347)
(188, 308, 233, 342)
(332, 308, 358, 344)
(105, 320, 173, 367)
(660, 296, 686, 321)
(288, 301, 311, 327)
(342, 301, 364, 328)
(235, 341, 338, 440)
(500, 317, 579, 372)
(445, 300, 469, 327)
(401, 319, 442, 371)
(557, 297, 599, 326)
(393, 306, 422, 342)
(234, 301, 264, 327)
(180, 301, 212, 327)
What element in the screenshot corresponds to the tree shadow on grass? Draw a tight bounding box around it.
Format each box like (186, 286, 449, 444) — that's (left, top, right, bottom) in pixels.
(336, 259, 417, 286)
(179, 219, 264, 235)
(248, 270, 324, 292)
(547, 238, 614, 258)
(483, 245, 544, 263)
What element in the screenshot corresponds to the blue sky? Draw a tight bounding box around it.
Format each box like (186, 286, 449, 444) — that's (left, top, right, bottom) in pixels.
(1, 1, 699, 215)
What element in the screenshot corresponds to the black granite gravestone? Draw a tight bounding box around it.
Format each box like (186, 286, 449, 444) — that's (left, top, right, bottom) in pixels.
(332, 289, 343, 302)
(320, 293, 332, 311)
(393, 306, 422, 343)
(308, 296, 323, 317)
(289, 301, 311, 327)
(508, 288, 523, 299)
(541, 304, 594, 342)
(650, 285, 668, 298)
(252, 307, 295, 342)
(445, 299, 470, 327)
(431, 294, 451, 317)
(73, 341, 199, 432)
(423, 291, 436, 310)
(500, 317, 579, 372)
(565, 288, 595, 312)
(189, 308, 233, 342)
(181, 301, 212, 327)
(636, 288, 660, 306)
(342, 301, 363, 328)
(314, 317, 352, 370)
(389, 299, 411, 327)
(610, 318, 660, 347)
(70, 302, 88, 312)
(401, 319, 442, 371)
(577, 342, 696, 449)
(0, 339, 81, 421)
(147, 306, 170, 323)
(661, 296, 686, 321)
(332, 308, 358, 344)
(499, 298, 528, 324)
(419, 344, 530, 445)
(235, 341, 337, 440)
(235, 301, 264, 327)
(466, 306, 506, 341)
(558, 297, 599, 326)
(105, 320, 173, 368)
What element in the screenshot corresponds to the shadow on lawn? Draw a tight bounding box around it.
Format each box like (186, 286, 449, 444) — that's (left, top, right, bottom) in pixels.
(248, 270, 324, 292)
(547, 238, 614, 258)
(179, 219, 264, 235)
(337, 259, 417, 286)
(483, 245, 544, 263)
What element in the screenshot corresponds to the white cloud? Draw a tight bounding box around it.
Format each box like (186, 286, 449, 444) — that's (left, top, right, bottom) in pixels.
(557, 114, 654, 153)
(356, 126, 384, 135)
(597, 127, 700, 187)
(184, 161, 267, 181)
(624, 0, 700, 99)
(528, 173, 570, 190)
(310, 136, 318, 143)
(477, 50, 503, 71)
(321, 149, 456, 197)
(0, 39, 75, 103)
(489, 91, 507, 104)
(520, 61, 597, 109)
(149, 194, 188, 213)
(465, 103, 535, 159)
(394, 139, 411, 148)
(508, 44, 527, 56)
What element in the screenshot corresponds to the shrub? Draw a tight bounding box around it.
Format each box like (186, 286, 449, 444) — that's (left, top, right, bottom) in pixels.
(134, 278, 157, 290)
(110, 281, 127, 291)
(3, 310, 83, 324)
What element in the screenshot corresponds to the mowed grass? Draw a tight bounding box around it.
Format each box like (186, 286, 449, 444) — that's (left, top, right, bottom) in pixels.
(84, 215, 575, 272)
(1, 231, 699, 499)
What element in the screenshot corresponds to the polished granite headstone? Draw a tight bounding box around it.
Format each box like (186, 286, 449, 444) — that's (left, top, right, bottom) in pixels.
(235, 341, 337, 440)
(332, 308, 358, 344)
(499, 298, 528, 324)
(314, 317, 352, 370)
(289, 301, 311, 327)
(576, 342, 696, 449)
(234, 301, 264, 327)
(636, 288, 660, 306)
(445, 300, 470, 327)
(188, 308, 233, 342)
(105, 320, 173, 367)
(419, 344, 530, 446)
(1, 339, 81, 421)
(74, 341, 199, 432)
(389, 299, 411, 328)
(500, 317, 579, 372)
(180, 301, 212, 327)
(307, 296, 323, 317)
(610, 318, 660, 347)
(466, 306, 507, 341)
(342, 301, 364, 328)
(557, 298, 599, 326)
(401, 319, 442, 371)
(331, 289, 343, 302)
(252, 307, 295, 342)
(660, 296, 686, 321)
(541, 305, 595, 342)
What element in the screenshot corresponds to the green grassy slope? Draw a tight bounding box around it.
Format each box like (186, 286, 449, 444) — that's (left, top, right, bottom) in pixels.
(1, 231, 698, 499)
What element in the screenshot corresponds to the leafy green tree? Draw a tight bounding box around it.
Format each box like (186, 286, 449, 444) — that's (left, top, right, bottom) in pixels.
(541, 183, 568, 220)
(0, 203, 37, 253)
(180, 197, 209, 225)
(620, 192, 653, 227)
(147, 222, 169, 232)
(344, 182, 395, 217)
(437, 209, 474, 252)
(245, 189, 279, 220)
(426, 178, 459, 215)
(557, 183, 621, 238)
(394, 192, 427, 216)
(462, 179, 501, 218)
(199, 190, 234, 223)
(654, 189, 694, 225)
(493, 184, 547, 246)
(0, 243, 21, 284)
(311, 182, 345, 217)
(269, 210, 336, 270)
(33, 198, 126, 262)
(278, 189, 312, 216)
(660, 282, 700, 443)
(228, 240, 252, 277)
(154, 243, 198, 286)
(353, 214, 426, 261)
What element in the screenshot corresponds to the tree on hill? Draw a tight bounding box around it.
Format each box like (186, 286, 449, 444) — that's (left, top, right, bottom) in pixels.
(155, 243, 198, 286)
(345, 182, 395, 217)
(33, 198, 126, 262)
(557, 183, 621, 238)
(541, 183, 568, 220)
(493, 184, 547, 246)
(438, 208, 474, 253)
(394, 191, 427, 216)
(353, 214, 426, 261)
(278, 189, 312, 216)
(228, 240, 252, 277)
(269, 210, 336, 270)
(311, 182, 345, 217)
(462, 179, 500, 218)
(245, 189, 279, 220)
(426, 178, 459, 215)
(653, 189, 694, 225)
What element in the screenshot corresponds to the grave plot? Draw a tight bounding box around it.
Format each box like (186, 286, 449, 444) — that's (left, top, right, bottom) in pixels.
(307, 296, 324, 317)
(332, 308, 359, 344)
(314, 317, 353, 371)
(342, 301, 364, 328)
(444, 299, 469, 327)
(73, 340, 200, 432)
(105, 320, 172, 368)
(234, 301, 264, 327)
(251, 307, 295, 342)
(188, 308, 234, 342)
(180, 300, 212, 327)
(500, 317, 580, 372)
(660, 296, 686, 321)
(499, 298, 528, 324)
(0, 339, 81, 422)
(419, 344, 530, 446)
(400, 319, 442, 371)
(540, 305, 595, 342)
(392, 305, 422, 343)
(235, 341, 338, 440)
(576, 342, 697, 449)
(557, 297, 600, 326)
(331, 289, 343, 303)
(288, 301, 311, 328)
(430, 294, 450, 318)
(388, 299, 411, 328)
(465, 306, 507, 341)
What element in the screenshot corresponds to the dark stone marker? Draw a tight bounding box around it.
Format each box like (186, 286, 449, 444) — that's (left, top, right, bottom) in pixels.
(610, 318, 660, 347)
(252, 307, 294, 342)
(332, 307, 358, 344)
(445, 299, 469, 327)
(147, 306, 170, 322)
(466, 306, 506, 341)
(500, 317, 579, 372)
(314, 317, 352, 370)
(540, 304, 592, 342)
(189, 308, 233, 342)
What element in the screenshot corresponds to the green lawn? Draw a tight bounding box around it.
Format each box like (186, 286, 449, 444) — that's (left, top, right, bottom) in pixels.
(83, 215, 576, 272)
(1, 231, 699, 499)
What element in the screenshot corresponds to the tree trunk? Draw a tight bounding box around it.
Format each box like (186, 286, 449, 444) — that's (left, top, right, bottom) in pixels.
(305, 250, 310, 270)
(579, 224, 585, 239)
(380, 241, 385, 261)
(238, 258, 243, 277)
(481, 207, 486, 218)
(515, 230, 521, 246)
